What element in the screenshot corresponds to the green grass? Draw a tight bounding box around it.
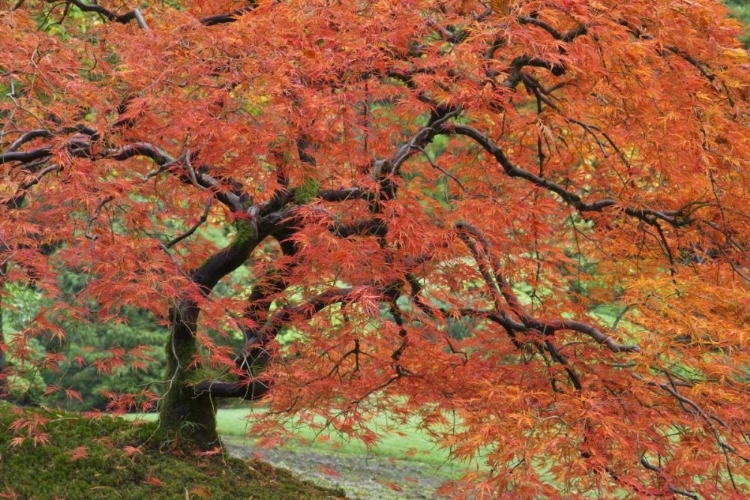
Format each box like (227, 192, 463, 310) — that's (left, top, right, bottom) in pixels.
(223, 409, 454, 463)
(130, 407, 474, 475)
(0, 401, 345, 500)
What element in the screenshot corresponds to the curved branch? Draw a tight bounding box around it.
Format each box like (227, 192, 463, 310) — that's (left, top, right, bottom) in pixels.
(165, 196, 213, 249)
(84, 195, 114, 242)
(46, 0, 257, 30)
(2, 164, 60, 209)
(201, 1, 257, 26)
(63, 0, 148, 29)
(387, 107, 462, 176)
(2, 133, 251, 211)
(0, 147, 52, 165)
(518, 17, 588, 42)
(449, 124, 688, 227)
(6, 129, 52, 152)
(544, 319, 640, 353)
(639, 459, 700, 499)
(399, 221, 638, 354)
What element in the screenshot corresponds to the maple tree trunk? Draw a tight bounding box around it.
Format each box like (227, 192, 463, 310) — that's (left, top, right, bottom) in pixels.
(159, 301, 218, 450)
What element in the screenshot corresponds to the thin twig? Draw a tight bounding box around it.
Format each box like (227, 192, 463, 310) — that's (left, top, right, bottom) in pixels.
(415, 146, 466, 192)
(85, 196, 114, 242)
(165, 196, 213, 248)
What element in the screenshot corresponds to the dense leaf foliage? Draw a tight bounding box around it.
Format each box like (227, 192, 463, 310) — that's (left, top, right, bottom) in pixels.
(2, 0, 750, 497)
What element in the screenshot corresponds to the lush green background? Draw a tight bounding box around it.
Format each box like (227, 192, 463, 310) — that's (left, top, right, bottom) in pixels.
(2, 271, 166, 410)
(726, 0, 750, 46)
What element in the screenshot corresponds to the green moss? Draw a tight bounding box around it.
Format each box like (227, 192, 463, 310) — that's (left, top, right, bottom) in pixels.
(232, 217, 256, 248)
(294, 177, 321, 204)
(0, 403, 346, 499)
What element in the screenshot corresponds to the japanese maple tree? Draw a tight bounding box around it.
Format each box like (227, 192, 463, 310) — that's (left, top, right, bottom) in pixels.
(2, 0, 750, 497)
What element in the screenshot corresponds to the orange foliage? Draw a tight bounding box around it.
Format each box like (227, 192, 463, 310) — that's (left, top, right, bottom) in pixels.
(2, 0, 750, 497)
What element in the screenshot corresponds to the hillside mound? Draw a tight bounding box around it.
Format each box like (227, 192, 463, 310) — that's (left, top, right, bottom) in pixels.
(0, 401, 345, 500)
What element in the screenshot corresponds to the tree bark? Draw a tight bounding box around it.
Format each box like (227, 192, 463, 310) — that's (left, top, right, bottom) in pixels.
(159, 300, 219, 449)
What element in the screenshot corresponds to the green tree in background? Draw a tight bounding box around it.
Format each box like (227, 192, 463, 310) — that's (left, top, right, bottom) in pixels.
(725, 0, 750, 45)
(2, 270, 165, 410)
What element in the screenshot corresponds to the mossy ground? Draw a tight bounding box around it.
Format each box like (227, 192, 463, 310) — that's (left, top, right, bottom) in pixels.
(0, 401, 345, 500)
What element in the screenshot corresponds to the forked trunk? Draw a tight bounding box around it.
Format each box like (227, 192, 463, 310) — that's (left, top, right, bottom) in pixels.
(156, 210, 266, 448)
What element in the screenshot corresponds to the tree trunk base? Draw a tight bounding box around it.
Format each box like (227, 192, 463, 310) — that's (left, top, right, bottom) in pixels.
(159, 384, 219, 450)
(158, 325, 220, 450)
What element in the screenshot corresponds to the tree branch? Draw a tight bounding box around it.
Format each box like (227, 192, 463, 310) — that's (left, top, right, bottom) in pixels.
(455, 222, 639, 353)
(2, 164, 60, 209)
(518, 17, 587, 42)
(165, 196, 213, 249)
(84, 195, 114, 243)
(193, 378, 270, 400)
(448, 124, 689, 227)
(63, 0, 148, 29)
(0, 148, 52, 165)
(200, 1, 257, 26)
(6, 129, 52, 152)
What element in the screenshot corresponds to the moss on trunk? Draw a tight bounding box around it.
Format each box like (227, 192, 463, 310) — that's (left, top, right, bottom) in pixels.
(294, 177, 320, 204)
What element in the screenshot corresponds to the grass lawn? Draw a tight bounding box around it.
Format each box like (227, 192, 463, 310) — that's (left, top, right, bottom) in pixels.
(225, 409, 455, 462)
(130, 407, 475, 475)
